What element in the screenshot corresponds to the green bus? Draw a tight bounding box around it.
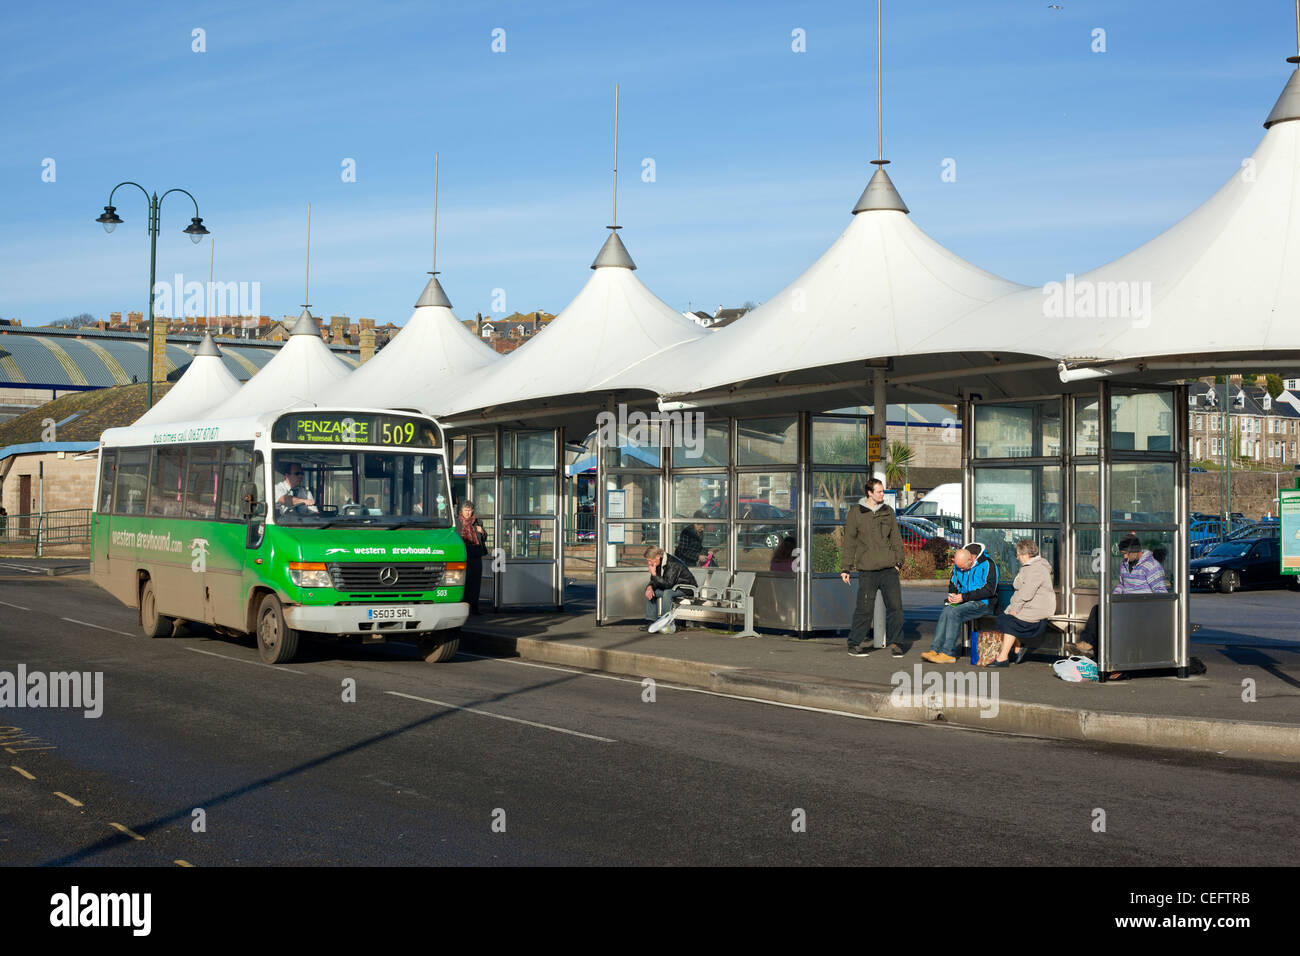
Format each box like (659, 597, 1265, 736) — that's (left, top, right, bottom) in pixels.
(92, 407, 468, 664)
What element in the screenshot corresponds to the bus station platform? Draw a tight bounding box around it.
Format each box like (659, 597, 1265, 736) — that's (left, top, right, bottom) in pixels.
(459, 582, 1300, 763)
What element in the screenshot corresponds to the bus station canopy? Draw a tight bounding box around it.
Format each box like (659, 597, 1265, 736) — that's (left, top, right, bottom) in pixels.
(332, 274, 500, 414)
(133, 333, 241, 426)
(587, 69, 1300, 412)
(1038, 65, 1300, 376)
(439, 230, 710, 430)
(585, 167, 1061, 413)
(202, 310, 352, 420)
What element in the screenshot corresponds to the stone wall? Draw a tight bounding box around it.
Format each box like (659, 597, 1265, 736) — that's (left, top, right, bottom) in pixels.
(1191, 470, 1300, 519)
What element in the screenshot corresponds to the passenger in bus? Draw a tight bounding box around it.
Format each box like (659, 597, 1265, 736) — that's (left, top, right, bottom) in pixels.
(275, 463, 317, 515)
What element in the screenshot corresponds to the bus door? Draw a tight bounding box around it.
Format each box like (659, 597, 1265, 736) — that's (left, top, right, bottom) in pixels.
(92, 449, 117, 591)
(224, 448, 266, 630)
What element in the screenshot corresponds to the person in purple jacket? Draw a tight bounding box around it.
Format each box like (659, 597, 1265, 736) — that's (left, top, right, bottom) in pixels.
(1075, 534, 1167, 669)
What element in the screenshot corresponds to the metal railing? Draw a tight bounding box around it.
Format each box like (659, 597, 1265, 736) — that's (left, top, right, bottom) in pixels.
(564, 510, 596, 547)
(0, 509, 92, 556)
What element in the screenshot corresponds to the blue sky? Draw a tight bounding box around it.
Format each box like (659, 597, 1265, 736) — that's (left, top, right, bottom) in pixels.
(2, 0, 1297, 326)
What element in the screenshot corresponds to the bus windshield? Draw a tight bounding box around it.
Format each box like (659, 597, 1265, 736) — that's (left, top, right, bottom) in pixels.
(272, 450, 452, 528)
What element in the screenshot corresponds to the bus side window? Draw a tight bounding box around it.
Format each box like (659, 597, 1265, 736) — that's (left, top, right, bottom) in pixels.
(185, 446, 221, 519)
(219, 444, 259, 518)
(115, 448, 151, 516)
(99, 449, 118, 513)
(149, 447, 185, 517)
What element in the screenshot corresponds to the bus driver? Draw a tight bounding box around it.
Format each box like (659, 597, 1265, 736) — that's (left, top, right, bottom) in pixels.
(275, 462, 317, 515)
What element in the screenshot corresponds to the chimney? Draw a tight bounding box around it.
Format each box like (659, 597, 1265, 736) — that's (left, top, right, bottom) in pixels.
(360, 327, 376, 364)
(110, 311, 122, 325)
(359, 317, 375, 330)
(151, 319, 168, 386)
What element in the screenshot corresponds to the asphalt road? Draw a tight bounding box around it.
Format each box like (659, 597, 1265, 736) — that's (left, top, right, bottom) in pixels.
(0, 573, 1296, 866)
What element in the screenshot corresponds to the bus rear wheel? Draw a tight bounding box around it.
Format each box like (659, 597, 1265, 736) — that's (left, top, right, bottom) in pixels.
(140, 579, 175, 639)
(419, 634, 460, 663)
(256, 594, 301, 664)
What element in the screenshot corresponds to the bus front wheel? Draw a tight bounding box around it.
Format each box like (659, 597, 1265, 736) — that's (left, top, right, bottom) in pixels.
(256, 594, 301, 664)
(140, 579, 175, 639)
(419, 634, 460, 663)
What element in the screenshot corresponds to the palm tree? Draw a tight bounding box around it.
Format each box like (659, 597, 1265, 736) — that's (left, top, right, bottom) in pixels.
(886, 440, 914, 488)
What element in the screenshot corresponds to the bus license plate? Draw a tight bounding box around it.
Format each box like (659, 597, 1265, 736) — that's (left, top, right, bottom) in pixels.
(367, 607, 416, 620)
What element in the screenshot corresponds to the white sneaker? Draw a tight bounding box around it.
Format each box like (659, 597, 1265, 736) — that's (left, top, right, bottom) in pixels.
(647, 609, 677, 634)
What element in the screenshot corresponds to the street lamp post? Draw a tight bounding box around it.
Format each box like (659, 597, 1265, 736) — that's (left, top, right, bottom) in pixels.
(95, 183, 209, 408)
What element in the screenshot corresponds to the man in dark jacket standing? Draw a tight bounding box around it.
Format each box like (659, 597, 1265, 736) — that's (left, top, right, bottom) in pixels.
(840, 478, 906, 656)
(644, 545, 695, 633)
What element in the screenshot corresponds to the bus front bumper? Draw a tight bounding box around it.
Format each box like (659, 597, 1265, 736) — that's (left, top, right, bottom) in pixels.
(283, 602, 469, 637)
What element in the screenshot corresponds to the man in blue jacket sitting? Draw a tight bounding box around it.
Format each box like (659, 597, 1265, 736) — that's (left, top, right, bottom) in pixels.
(921, 543, 999, 664)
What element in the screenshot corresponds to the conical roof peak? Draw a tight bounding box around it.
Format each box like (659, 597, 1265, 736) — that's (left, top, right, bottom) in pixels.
(1264, 66, 1300, 128)
(591, 229, 637, 270)
(852, 165, 910, 215)
(195, 331, 221, 357)
(290, 308, 320, 336)
(415, 274, 452, 308)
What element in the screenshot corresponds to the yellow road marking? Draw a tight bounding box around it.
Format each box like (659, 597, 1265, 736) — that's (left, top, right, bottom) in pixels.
(174, 859, 194, 867)
(108, 822, 145, 841)
(53, 791, 83, 807)
(9, 765, 35, 780)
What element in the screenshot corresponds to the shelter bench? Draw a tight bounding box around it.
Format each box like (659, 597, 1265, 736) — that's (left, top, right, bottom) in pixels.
(674, 569, 759, 638)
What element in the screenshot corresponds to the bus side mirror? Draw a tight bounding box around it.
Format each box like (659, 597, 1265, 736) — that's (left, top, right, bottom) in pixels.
(241, 483, 265, 520)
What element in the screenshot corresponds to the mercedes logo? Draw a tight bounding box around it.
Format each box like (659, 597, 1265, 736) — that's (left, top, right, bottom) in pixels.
(378, 566, 399, 586)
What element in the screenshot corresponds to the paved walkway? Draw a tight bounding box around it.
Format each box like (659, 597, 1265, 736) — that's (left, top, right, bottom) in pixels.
(460, 582, 1300, 762)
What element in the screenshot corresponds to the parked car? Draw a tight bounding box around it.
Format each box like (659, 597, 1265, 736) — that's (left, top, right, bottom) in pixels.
(1189, 536, 1296, 593)
(1188, 517, 1264, 559)
(698, 498, 796, 550)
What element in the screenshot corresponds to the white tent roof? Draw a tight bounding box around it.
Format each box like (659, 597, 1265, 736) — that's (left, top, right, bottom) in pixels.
(441, 231, 709, 423)
(202, 310, 352, 419)
(133, 333, 242, 426)
(331, 275, 500, 414)
(1041, 66, 1300, 370)
(598, 167, 1034, 406)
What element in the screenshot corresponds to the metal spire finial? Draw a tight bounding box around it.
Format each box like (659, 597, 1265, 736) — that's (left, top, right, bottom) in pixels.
(432, 152, 439, 276)
(610, 84, 621, 231)
(302, 202, 312, 311)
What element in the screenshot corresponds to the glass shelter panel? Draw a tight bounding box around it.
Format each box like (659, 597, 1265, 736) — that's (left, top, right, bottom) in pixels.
(1109, 390, 1175, 452)
(812, 417, 868, 465)
(1110, 462, 1176, 524)
(973, 466, 1061, 523)
(503, 431, 555, 470)
(736, 417, 799, 466)
(671, 421, 729, 468)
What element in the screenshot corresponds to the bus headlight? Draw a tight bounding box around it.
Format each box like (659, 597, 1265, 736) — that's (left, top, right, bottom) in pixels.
(442, 562, 466, 587)
(289, 562, 333, 588)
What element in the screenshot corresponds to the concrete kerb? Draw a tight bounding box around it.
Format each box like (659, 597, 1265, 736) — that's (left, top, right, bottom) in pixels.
(460, 628, 1300, 763)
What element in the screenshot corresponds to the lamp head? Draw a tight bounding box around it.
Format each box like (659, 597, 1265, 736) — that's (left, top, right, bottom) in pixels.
(183, 216, 210, 244)
(96, 205, 123, 234)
